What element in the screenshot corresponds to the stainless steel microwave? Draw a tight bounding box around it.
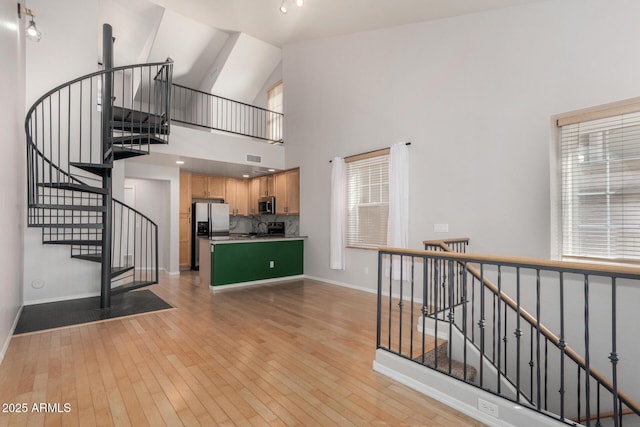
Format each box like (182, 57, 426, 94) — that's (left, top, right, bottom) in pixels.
(258, 197, 275, 214)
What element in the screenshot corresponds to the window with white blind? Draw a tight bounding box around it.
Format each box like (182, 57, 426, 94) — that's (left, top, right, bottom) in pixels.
(267, 82, 283, 142)
(559, 105, 640, 262)
(346, 153, 389, 248)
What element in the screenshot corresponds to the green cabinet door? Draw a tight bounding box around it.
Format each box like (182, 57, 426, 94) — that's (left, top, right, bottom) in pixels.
(211, 240, 303, 286)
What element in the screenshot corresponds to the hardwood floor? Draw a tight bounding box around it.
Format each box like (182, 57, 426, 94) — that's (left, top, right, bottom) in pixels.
(0, 273, 484, 426)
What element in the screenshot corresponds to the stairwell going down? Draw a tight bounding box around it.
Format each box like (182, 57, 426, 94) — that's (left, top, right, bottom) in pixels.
(375, 239, 640, 426)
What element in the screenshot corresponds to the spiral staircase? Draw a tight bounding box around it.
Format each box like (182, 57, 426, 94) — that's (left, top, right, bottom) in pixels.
(25, 24, 173, 309)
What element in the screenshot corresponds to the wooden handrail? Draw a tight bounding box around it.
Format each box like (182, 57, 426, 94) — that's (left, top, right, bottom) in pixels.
(379, 244, 640, 417)
(381, 247, 640, 279)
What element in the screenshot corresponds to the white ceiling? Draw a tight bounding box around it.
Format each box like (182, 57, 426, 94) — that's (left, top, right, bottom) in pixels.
(142, 0, 548, 47)
(105, 0, 548, 177)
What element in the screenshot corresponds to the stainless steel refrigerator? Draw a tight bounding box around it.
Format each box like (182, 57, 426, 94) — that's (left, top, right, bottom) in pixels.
(191, 202, 230, 270)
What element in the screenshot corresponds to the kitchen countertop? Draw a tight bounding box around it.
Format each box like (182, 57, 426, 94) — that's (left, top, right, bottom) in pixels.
(199, 235, 307, 244)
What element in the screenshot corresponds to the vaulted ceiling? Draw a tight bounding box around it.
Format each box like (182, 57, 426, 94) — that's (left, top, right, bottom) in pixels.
(99, 0, 547, 105)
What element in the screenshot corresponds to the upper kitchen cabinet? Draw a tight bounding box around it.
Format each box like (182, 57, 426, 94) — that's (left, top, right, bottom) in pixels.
(192, 174, 225, 199)
(249, 178, 260, 215)
(258, 175, 275, 198)
(225, 178, 249, 216)
(275, 168, 300, 215)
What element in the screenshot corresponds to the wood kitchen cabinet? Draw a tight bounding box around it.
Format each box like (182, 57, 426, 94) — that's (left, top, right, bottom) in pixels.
(258, 175, 275, 197)
(249, 178, 261, 215)
(225, 178, 249, 216)
(179, 171, 192, 270)
(274, 168, 300, 215)
(191, 174, 225, 199)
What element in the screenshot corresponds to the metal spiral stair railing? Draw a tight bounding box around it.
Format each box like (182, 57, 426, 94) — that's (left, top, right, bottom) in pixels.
(25, 50, 173, 306)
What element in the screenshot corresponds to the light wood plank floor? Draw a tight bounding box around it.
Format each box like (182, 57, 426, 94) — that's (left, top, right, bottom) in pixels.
(0, 273, 484, 426)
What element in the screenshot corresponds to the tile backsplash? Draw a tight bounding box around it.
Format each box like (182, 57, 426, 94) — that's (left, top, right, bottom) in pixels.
(229, 215, 299, 236)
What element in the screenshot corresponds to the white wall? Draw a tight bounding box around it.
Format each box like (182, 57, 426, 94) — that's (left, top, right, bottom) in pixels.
(22, 0, 105, 303)
(283, 0, 640, 292)
(0, 0, 26, 362)
(26, 0, 99, 106)
(124, 162, 180, 274)
(253, 61, 283, 109)
(124, 178, 171, 271)
(155, 125, 286, 170)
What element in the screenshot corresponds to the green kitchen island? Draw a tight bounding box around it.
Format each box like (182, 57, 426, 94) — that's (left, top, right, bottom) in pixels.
(199, 236, 305, 288)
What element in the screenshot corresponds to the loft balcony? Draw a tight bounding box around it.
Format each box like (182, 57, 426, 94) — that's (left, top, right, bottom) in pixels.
(170, 83, 283, 144)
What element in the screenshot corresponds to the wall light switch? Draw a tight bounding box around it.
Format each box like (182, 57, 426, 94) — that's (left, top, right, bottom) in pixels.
(434, 223, 449, 233)
(269, 261, 275, 268)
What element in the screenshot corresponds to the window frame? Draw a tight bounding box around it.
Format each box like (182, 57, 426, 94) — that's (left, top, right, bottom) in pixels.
(345, 149, 390, 250)
(266, 81, 283, 142)
(551, 97, 640, 265)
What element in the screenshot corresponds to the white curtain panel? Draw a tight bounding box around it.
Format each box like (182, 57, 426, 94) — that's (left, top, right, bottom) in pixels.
(387, 142, 409, 279)
(330, 157, 346, 270)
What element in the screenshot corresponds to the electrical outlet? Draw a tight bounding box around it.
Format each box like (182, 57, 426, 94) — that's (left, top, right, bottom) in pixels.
(269, 260, 274, 268)
(478, 398, 498, 418)
(434, 223, 449, 233)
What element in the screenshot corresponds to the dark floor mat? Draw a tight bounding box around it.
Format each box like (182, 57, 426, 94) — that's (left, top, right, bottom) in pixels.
(14, 289, 172, 334)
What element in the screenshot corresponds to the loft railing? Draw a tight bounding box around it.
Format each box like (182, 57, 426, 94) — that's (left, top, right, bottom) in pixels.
(170, 83, 283, 143)
(377, 240, 640, 426)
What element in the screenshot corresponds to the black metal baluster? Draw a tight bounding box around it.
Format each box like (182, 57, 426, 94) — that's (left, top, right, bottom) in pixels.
(596, 384, 601, 427)
(463, 261, 468, 381)
(544, 337, 548, 410)
(388, 254, 393, 350)
(610, 277, 620, 427)
(398, 255, 404, 355)
(434, 258, 439, 370)
(584, 274, 591, 427)
(530, 324, 534, 402)
(515, 267, 522, 403)
(493, 293, 496, 364)
(472, 275, 476, 344)
(421, 253, 428, 363)
(559, 272, 566, 421)
(448, 259, 454, 375)
(536, 269, 541, 411)
(578, 366, 581, 424)
(497, 265, 502, 393)
(409, 256, 415, 359)
(503, 300, 508, 383)
(479, 263, 485, 387)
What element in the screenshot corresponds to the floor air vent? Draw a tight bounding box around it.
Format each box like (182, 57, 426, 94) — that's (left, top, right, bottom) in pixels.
(246, 154, 262, 163)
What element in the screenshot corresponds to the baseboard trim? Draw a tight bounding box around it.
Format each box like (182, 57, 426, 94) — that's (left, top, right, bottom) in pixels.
(303, 275, 425, 303)
(0, 304, 24, 365)
(210, 275, 305, 292)
(303, 275, 377, 295)
(24, 292, 100, 306)
(373, 349, 566, 427)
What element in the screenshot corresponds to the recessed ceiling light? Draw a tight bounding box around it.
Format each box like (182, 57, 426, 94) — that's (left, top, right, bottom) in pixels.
(176, 160, 184, 165)
(268, 168, 275, 172)
(242, 174, 250, 178)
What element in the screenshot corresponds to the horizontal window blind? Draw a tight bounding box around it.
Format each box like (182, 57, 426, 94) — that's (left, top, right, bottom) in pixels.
(560, 111, 640, 261)
(346, 154, 389, 248)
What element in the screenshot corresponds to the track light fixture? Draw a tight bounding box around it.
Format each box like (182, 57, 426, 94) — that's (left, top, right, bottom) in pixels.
(280, 0, 304, 14)
(17, 3, 42, 42)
